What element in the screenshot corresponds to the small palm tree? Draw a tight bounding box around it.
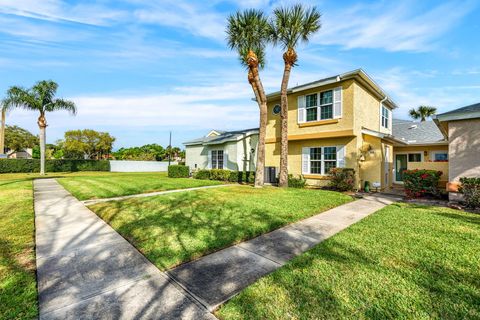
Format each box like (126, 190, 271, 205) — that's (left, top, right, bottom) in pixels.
(271, 4, 321, 187)
(226, 9, 272, 187)
(4, 80, 76, 175)
(409, 105, 437, 122)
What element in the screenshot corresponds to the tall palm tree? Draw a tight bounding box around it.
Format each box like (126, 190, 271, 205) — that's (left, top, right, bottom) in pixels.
(0, 100, 10, 155)
(271, 4, 321, 187)
(226, 9, 272, 187)
(409, 105, 437, 122)
(4, 80, 76, 175)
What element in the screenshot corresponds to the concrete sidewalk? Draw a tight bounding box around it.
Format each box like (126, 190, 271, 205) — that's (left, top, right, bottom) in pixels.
(168, 194, 399, 311)
(82, 184, 231, 206)
(34, 179, 215, 320)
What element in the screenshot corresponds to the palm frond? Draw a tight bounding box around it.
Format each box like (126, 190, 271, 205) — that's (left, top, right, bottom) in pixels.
(4, 86, 38, 111)
(47, 98, 77, 115)
(226, 9, 271, 69)
(271, 4, 321, 50)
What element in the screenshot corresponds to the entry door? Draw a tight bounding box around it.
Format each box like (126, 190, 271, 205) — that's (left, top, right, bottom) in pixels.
(395, 154, 407, 182)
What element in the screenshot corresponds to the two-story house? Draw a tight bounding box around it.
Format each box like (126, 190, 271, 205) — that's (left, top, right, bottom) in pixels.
(264, 69, 398, 190)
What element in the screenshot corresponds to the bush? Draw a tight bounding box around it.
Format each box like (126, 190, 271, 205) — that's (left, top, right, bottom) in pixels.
(0, 159, 110, 173)
(228, 171, 255, 184)
(403, 169, 442, 198)
(168, 165, 189, 178)
(328, 168, 355, 191)
(193, 169, 211, 180)
(209, 169, 231, 181)
(459, 177, 480, 208)
(288, 174, 306, 188)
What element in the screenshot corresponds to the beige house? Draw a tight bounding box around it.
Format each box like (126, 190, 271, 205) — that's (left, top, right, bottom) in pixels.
(434, 103, 480, 200)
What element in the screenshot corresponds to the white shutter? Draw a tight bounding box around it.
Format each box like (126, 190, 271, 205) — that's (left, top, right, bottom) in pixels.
(388, 109, 393, 131)
(333, 87, 342, 119)
(336, 145, 346, 168)
(297, 95, 306, 123)
(223, 150, 228, 170)
(302, 147, 310, 174)
(207, 150, 212, 169)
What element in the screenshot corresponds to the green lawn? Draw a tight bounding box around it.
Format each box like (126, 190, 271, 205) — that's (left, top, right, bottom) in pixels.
(0, 175, 38, 319)
(217, 203, 480, 320)
(57, 172, 224, 200)
(89, 186, 352, 270)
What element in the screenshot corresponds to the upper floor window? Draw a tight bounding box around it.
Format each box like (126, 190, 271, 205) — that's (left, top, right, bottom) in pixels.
(381, 105, 390, 129)
(298, 87, 342, 124)
(305, 90, 334, 122)
(211, 150, 224, 169)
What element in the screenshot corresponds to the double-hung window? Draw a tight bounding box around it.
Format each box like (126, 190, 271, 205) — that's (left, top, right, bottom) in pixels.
(308, 146, 337, 175)
(211, 150, 224, 169)
(305, 90, 334, 122)
(381, 105, 389, 129)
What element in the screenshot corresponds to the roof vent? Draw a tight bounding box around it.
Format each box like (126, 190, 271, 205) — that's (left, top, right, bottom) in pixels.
(409, 125, 417, 129)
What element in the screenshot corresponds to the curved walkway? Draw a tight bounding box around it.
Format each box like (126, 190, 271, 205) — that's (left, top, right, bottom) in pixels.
(34, 178, 215, 320)
(35, 178, 399, 319)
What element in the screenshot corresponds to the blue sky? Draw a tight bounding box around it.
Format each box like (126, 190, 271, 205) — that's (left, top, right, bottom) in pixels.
(1, 0, 479, 149)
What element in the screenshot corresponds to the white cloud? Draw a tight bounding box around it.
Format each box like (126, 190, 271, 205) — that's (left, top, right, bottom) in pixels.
(0, 0, 126, 26)
(317, 1, 476, 52)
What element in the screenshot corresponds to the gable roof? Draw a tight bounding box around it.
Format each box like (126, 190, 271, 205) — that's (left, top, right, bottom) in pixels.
(434, 102, 480, 122)
(265, 69, 398, 109)
(183, 128, 259, 146)
(392, 120, 446, 145)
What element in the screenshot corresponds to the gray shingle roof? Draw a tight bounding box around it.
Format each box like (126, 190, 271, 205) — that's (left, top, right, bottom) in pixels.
(183, 128, 259, 146)
(435, 102, 480, 121)
(392, 120, 445, 144)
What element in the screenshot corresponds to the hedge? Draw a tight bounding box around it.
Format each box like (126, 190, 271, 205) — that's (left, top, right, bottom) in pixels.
(403, 169, 442, 198)
(0, 159, 110, 173)
(459, 177, 480, 208)
(193, 169, 255, 183)
(288, 174, 306, 188)
(168, 165, 190, 178)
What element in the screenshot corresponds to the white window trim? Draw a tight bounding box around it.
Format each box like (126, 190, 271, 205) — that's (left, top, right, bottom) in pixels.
(210, 149, 225, 169)
(305, 89, 334, 122)
(430, 150, 448, 162)
(381, 105, 390, 129)
(304, 146, 339, 175)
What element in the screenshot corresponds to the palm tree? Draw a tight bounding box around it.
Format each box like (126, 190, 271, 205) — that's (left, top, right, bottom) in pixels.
(271, 4, 321, 187)
(226, 9, 272, 187)
(0, 100, 10, 155)
(409, 105, 437, 122)
(4, 80, 76, 175)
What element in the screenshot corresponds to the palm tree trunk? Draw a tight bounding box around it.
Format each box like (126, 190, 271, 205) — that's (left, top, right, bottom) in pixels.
(278, 62, 292, 187)
(251, 67, 267, 188)
(0, 109, 5, 155)
(38, 114, 47, 175)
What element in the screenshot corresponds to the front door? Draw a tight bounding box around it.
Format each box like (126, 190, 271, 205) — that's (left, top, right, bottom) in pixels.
(395, 154, 407, 182)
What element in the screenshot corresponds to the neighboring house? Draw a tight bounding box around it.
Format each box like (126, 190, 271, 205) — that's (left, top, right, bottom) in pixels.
(264, 69, 397, 189)
(390, 119, 449, 187)
(183, 128, 258, 172)
(7, 148, 33, 159)
(434, 102, 480, 200)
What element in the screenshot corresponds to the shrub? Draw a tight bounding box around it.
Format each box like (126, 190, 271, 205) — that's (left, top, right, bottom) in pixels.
(168, 165, 190, 178)
(459, 177, 480, 208)
(193, 169, 211, 180)
(288, 174, 306, 188)
(403, 169, 442, 198)
(209, 169, 231, 181)
(328, 168, 355, 191)
(228, 171, 255, 184)
(0, 159, 110, 173)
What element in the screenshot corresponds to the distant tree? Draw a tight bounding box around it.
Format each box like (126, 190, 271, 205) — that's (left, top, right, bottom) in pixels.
(4, 125, 39, 153)
(409, 106, 437, 122)
(63, 129, 115, 160)
(4, 80, 76, 174)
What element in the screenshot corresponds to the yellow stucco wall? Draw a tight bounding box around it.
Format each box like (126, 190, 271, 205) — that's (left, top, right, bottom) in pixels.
(353, 82, 392, 135)
(358, 134, 392, 189)
(394, 145, 448, 162)
(264, 77, 396, 189)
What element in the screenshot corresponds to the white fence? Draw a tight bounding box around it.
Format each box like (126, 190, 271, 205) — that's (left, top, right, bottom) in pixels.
(109, 160, 177, 172)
